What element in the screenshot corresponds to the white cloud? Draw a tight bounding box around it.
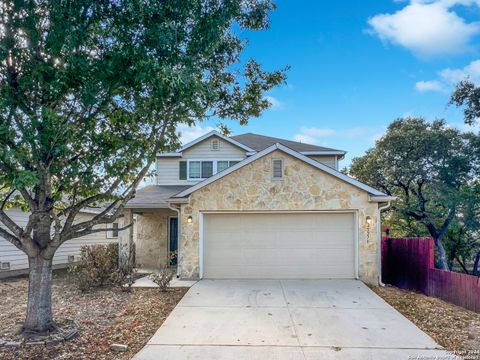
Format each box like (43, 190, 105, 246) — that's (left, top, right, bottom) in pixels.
(297, 127, 336, 138)
(293, 126, 381, 146)
(415, 59, 480, 91)
(177, 124, 215, 145)
(415, 80, 446, 92)
(440, 59, 480, 84)
(264, 95, 284, 110)
(368, 1, 480, 57)
(292, 133, 319, 144)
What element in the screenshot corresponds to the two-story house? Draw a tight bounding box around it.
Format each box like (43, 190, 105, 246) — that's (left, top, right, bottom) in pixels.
(123, 131, 394, 284)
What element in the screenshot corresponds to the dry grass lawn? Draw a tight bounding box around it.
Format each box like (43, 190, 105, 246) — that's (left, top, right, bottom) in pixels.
(371, 285, 480, 353)
(0, 271, 187, 360)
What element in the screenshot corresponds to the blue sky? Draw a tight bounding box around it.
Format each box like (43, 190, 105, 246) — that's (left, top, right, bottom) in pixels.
(179, 0, 480, 166)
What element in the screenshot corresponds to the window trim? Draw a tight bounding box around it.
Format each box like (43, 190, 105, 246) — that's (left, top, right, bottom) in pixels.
(271, 158, 284, 180)
(186, 159, 244, 181)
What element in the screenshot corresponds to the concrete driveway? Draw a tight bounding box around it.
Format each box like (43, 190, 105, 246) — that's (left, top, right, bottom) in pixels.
(134, 280, 454, 359)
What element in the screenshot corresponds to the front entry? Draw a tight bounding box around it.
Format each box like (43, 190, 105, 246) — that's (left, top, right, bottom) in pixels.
(169, 217, 178, 265)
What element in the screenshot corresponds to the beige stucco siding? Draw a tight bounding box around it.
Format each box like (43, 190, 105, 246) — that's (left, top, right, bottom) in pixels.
(134, 209, 176, 269)
(179, 150, 379, 284)
(157, 136, 247, 185)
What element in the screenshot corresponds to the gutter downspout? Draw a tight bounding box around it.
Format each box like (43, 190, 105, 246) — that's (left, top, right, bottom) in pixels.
(378, 201, 391, 286)
(168, 202, 182, 278)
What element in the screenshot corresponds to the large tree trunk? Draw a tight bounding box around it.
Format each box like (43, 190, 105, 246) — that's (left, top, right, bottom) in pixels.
(473, 251, 480, 276)
(434, 235, 450, 270)
(23, 255, 56, 335)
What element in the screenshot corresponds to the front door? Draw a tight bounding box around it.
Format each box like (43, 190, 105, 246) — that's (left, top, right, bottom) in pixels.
(169, 217, 178, 265)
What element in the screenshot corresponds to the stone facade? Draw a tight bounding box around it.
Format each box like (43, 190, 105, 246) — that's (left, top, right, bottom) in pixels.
(134, 209, 176, 270)
(179, 150, 380, 284)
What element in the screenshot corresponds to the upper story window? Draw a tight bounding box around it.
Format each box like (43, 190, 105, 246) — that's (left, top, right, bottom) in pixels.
(217, 160, 239, 173)
(180, 159, 241, 181)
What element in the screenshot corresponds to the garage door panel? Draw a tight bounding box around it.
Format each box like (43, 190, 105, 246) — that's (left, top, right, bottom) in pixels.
(203, 213, 356, 279)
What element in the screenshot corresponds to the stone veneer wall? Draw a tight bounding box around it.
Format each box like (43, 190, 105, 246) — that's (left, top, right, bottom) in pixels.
(135, 209, 176, 270)
(179, 150, 380, 284)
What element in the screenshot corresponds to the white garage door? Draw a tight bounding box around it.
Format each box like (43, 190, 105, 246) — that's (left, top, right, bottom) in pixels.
(203, 212, 356, 279)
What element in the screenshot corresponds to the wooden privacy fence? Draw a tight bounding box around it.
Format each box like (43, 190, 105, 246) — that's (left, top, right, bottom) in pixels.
(382, 237, 480, 313)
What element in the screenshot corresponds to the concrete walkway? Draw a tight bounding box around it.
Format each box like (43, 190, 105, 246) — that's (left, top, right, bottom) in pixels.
(133, 280, 456, 359)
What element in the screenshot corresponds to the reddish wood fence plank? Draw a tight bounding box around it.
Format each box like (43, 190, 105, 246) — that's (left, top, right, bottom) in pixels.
(382, 237, 480, 313)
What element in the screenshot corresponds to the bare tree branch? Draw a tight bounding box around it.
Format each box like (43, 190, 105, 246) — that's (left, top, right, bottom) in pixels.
(0, 208, 24, 238)
(0, 226, 24, 251)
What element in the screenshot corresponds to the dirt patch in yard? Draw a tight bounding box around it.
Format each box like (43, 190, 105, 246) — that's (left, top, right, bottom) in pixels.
(0, 271, 187, 360)
(371, 285, 480, 353)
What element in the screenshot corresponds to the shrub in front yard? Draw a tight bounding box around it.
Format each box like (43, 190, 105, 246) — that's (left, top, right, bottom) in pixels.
(148, 269, 174, 292)
(68, 243, 119, 291)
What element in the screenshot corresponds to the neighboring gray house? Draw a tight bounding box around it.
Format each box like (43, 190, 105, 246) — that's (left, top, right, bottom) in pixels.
(0, 207, 119, 278)
(122, 131, 394, 284)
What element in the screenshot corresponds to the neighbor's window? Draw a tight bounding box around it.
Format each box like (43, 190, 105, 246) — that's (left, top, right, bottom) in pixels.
(272, 158, 284, 180)
(112, 223, 119, 237)
(107, 222, 119, 238)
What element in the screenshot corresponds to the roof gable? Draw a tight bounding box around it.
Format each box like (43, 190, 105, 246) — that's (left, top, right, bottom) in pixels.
(180, 130, 254, 153)
(172, 143, 390, 200)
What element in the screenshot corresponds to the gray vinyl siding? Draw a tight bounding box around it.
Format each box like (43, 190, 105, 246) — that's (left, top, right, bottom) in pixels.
(157, 136, 247, 185)
(0, 208, 117, 274)
(308, 155, 337, 169)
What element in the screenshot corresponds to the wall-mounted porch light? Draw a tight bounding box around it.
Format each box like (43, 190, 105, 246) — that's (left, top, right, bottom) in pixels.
(187, 216, 193, 223)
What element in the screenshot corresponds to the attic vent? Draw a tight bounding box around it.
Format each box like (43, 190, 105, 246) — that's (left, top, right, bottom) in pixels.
(272, 158, 284, 180)
(211, 139, 220, 151)
(1, 262, 10, 270)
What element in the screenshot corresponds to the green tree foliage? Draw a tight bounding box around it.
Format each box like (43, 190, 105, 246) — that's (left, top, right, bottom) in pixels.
(349, 118, 480, 271)
(450, 80, 480, 125)
(0, 0, 287, 335)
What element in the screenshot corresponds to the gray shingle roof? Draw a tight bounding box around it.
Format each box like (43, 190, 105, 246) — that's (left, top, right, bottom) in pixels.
(125, 185, 193, 208)
(231, 133, 345, 153)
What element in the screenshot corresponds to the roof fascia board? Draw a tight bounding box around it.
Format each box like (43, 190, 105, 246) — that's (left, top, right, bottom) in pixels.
(368, 195, 397, 202)
(300, 150, 346, 156)
(124, 204, 171, 209)
(156, 152, 182, 157)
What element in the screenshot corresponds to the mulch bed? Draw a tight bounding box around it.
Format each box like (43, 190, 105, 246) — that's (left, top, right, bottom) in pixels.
(0, 271, 187, 360)
(371, 285, 480, 353)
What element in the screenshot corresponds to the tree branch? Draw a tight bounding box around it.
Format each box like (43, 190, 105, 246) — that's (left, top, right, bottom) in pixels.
(0, 226, 24, 251)
(0, 208, 24, 238)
